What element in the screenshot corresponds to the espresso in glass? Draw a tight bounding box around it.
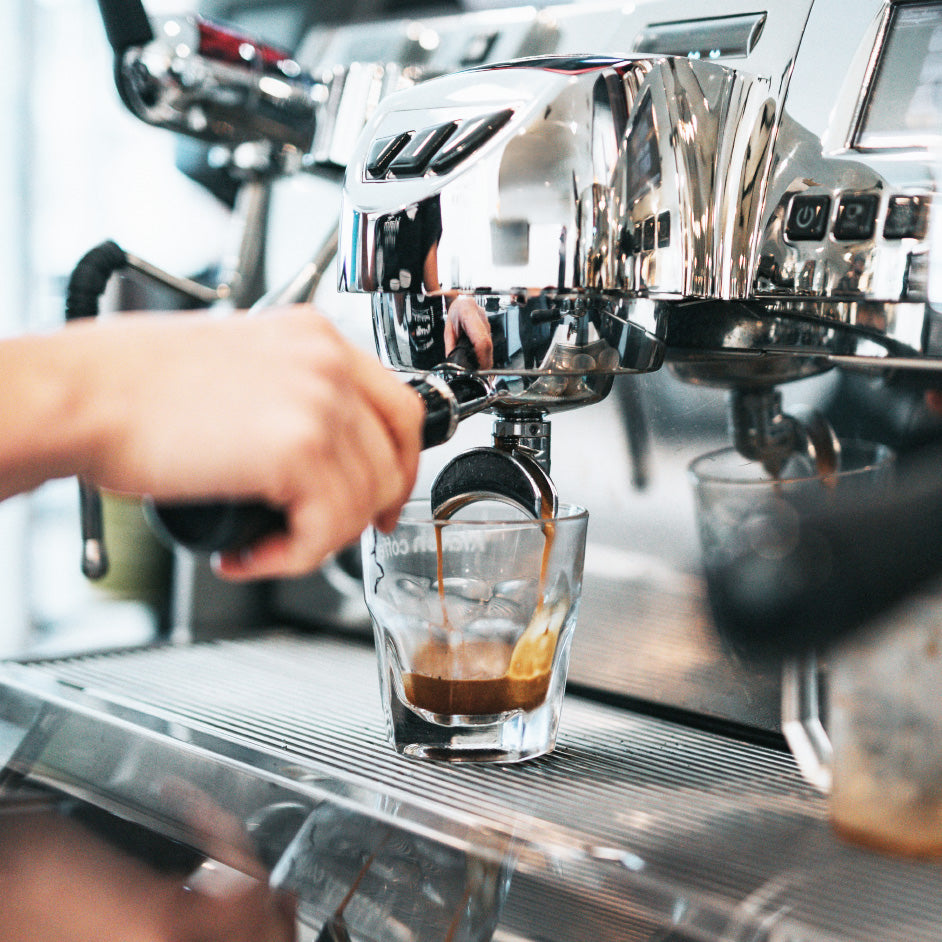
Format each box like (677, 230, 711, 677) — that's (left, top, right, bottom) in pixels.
(362, 500, 587, 762)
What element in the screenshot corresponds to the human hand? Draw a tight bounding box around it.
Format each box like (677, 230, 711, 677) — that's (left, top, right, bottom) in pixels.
(0, 807, 296, 942)
(443, 296, 493, 370)
(69, 306, 423, 579)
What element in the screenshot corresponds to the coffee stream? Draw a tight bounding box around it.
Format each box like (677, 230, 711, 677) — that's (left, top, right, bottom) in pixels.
(403, 503, 562, 716)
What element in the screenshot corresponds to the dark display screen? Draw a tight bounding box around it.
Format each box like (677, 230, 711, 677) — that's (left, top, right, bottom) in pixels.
(857, 1, 942, 149)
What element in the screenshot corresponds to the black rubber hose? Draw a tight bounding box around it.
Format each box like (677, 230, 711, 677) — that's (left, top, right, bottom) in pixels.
(65, 241, 131, 580)
(97, 0, 154, 54)
(65, 240, 128, 322)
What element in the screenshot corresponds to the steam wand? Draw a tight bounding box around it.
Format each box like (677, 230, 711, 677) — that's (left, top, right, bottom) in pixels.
(64, 240, 227, 579)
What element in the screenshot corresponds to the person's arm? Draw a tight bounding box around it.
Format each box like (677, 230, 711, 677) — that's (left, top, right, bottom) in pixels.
(0, 306, 423, 580)
(0, 806, 296, 942)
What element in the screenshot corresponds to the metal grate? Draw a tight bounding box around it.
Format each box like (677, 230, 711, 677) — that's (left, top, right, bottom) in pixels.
(15, 635, 942, 941)
(571, 567, 782, 730)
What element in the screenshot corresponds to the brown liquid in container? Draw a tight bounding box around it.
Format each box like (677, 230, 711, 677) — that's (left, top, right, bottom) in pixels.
(830, 817, 942, 859)
(403, 639, 551, 715)
(409, 502, 561, 716)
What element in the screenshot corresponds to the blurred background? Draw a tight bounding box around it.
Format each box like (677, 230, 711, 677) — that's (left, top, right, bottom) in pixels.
(1, 0, 224, 658)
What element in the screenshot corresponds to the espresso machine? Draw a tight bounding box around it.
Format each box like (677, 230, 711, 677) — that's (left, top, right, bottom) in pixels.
(4, 0, 942, 939)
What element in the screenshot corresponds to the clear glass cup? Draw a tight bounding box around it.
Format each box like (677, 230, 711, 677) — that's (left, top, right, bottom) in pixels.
(688, 440, 895, 659)
(784, 618, 942, 858)
(688, 439, 942, 856)
(361, 500, 588, 762)
(689, 440, 895, 576)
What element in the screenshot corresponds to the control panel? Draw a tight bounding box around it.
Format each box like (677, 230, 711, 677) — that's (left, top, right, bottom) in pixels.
(784, 192, 928, 245)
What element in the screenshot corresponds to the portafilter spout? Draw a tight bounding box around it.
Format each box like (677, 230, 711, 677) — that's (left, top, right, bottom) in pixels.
(729, 387, 841, 479)
(431, 415, 558, 521)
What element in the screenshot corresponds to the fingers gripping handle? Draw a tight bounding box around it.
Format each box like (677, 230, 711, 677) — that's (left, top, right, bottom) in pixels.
(149, 372, 494, 554)
(147, 500, 288, 556)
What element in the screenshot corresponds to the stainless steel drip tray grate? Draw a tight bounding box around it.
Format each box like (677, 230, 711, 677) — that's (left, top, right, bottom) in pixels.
(2, 634, 941, 941)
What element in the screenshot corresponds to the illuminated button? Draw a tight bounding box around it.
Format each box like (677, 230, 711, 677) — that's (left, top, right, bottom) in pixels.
(388, 122, 458, 176)
(833, 194, 878, 241)
(785, 195, 830, 241)
(884, 195, 929, 240)
(428, 110, 513, 174)
(365, 132, 412, 178)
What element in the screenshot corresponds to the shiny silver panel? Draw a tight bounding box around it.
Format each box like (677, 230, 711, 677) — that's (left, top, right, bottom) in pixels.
(752, 0, 941, 353)
(120, 15, 324, 150)
(329, 0, 942, 375)
(245, 0, 942, 736)
(339, 56, 774, 301)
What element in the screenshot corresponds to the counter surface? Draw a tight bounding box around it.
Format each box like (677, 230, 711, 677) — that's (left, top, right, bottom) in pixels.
(1, 634, 939, 941)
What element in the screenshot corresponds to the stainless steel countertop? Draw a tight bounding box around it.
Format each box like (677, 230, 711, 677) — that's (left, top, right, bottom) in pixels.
(1, 634, 940, 941)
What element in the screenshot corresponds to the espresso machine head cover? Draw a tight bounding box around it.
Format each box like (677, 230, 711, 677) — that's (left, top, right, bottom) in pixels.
(336, 55, 776, 411)
(339, 54, 775, 301)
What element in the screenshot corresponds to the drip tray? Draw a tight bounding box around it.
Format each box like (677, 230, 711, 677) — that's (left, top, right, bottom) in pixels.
(1, 634, 940, 942)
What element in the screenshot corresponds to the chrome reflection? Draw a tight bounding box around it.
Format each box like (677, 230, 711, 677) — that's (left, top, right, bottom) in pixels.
(371, 291, 665, 412)
(272, 802, 511, 941)
(340, 55, 775, 303)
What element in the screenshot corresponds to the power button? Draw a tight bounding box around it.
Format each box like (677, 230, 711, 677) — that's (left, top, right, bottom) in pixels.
(785, 195, 831, 242)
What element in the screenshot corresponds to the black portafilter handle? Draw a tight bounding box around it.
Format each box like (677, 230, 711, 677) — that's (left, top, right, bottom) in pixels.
(705, 444, 942, 663)
(149, 366, 493, 555)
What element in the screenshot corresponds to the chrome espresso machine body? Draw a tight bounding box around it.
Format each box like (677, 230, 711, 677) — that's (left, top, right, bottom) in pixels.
(5, 1, 942, 940)
(256, 0, 942, 730)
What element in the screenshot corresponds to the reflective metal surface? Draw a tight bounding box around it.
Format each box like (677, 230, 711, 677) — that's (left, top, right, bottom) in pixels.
(3, 636, 942, 941)
(340, 56, 773, 301)
(371, 292, 663, 412)
(117, 15, 325, 151)
(84, 10, 942, 929)
(330, 0, 942, 393)
(337, 53, 777, 405)
(233, 0, 942, 733)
